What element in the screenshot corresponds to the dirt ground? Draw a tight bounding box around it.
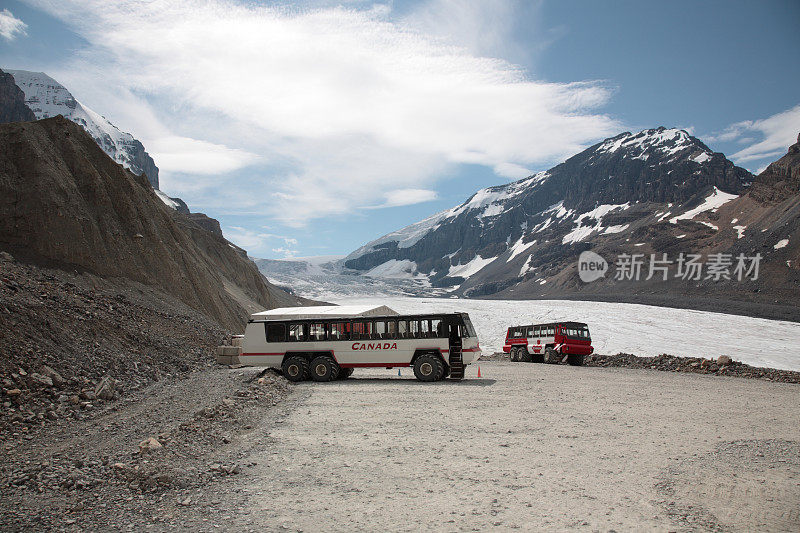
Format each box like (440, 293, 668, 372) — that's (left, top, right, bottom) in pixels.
(3, 362, 799, 532)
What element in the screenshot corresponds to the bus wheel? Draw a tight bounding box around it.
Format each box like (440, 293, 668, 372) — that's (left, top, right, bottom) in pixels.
(567, 354, 584, 366)
(520, 348, 533, 363)
(282, 356, 309, 382)
(544, 348, 558, 364)
(337, 368, 354, 380)
(413, 354, 444, 382)
(310, 355, 340, 382)
(510, 348, 519, 362)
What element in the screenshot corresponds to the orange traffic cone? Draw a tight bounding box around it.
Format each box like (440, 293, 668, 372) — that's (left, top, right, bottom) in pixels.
(477, 366, 481, 378)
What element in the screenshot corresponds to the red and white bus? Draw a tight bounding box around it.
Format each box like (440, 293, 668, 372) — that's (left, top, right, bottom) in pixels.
(503, 321, 592, 366)
(239, 306, 481, 382)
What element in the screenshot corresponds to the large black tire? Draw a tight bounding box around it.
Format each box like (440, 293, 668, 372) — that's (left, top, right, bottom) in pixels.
(544, 348, 559, 364)
(567, 354, 584, 366)
(282, 356, 309, 382)
(509, 348, 517, 362)
(519, 348, 533, 363)
(310, 355, 340, 382)
(413, 354, 444, 382)
(336, 367, 354, 380)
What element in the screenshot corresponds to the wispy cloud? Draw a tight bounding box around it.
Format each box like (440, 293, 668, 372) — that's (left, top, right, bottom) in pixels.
(148, 136, 260, 175)
(27, 0, 621, 227)
(222, 226, 299, 257)
(367, 188, 439, 209)
(0, 9, 27, 41)
(708, 104, 800, 164)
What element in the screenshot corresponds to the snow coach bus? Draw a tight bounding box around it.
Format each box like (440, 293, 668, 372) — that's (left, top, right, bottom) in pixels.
(503, 321, 593, 366)
(234, 305, 481, 382)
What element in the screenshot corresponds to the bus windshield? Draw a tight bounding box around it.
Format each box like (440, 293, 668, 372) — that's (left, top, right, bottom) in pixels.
(461, 316, 477, 338)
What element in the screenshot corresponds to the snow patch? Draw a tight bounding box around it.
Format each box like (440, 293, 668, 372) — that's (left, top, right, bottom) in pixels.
(448, 255, 496, 279)
(669, 187, 738, 224)
(507, 236, 535, 263)
(154, 189, 179, 210)
(562, 203, 631, 244)
(774, 239, 789, 250)
(365, 259, 421, 279)
(733, 225, 746, 239)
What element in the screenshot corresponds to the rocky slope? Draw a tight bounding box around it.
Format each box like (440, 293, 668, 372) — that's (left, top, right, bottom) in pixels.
(0, 116, 304, 330)
(343, 128, 799, 320)
(0, 69, 35, 124)
(6, 69, 160, 189)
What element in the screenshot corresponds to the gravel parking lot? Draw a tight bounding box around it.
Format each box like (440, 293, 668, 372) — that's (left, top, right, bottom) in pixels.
(233, 362, 800, 532)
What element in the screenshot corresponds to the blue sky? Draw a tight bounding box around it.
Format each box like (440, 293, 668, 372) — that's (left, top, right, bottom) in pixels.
(1, 0, 799, 259)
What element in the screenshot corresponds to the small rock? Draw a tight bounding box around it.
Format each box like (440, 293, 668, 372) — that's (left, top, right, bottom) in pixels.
(717, 355, 733, 366)
(0, 251, 14, 262)
(41, 366, 65, 388)
(4, 388, 22, 397)
(138, 437, 163, 453)
(79, 390, 96, 401)
(222, 398, 235, 407)
(29, 373, 53, 387)
(95, 377, 115, 401)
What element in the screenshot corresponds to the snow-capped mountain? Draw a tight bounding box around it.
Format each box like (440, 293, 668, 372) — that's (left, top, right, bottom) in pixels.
(345, 127, 751, 288)
(7, 69, 160, 189)
(341, 126, 800, 321)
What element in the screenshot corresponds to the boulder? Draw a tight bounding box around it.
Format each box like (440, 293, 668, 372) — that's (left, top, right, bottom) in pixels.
(94, 377, 115, 400)
(138, 437, 162, 454)
(41, 366, 64, 387)
(29, 373, 53, 387)
(717, 355, 733, 366)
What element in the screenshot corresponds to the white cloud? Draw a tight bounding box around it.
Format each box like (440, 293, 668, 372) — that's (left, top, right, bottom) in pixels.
(708, 104, 800, 164)
(222, 226, 298, 256)
(367, 188, 439, 209)
(28, 0, 622, 225)
(493, 162, 531, 179)
(0, 9, 27, 41)
(148, 136, 259, 175)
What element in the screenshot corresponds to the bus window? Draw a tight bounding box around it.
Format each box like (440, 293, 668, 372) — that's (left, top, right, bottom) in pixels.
(398, 320, 409, 339)
(288, 323, 306, 342)
(386, 320, 397, 339)
(421, 319, 431, 338)
(528, 327, 536, 337)
(330, 322, 348, 340)
(353, 321, 372, 340)
(374, 320, 387, 339)
(266, 323, 286, 343)
(309, 322, 326, 341)
(409, 320, 421, 338)
(431, 318, 443, 338)
(546, 326, 554, 336)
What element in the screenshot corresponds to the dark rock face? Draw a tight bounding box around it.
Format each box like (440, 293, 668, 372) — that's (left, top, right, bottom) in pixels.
(345, 128, 753, 287)
(0, 69, 35, 124)
(6, 69, 160, 189)
(749, 132, 800, 203)
(0, 116, 304, 329)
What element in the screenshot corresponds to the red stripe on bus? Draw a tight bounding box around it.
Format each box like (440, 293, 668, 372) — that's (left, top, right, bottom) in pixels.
(338, 363, 412, 368)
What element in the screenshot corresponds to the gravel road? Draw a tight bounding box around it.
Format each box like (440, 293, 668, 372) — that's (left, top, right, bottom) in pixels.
(3, 362, 798, 531)
(224, 362, 800, 532)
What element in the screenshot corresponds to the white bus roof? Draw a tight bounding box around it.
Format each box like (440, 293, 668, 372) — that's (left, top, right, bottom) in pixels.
(250, 305, 399, 321)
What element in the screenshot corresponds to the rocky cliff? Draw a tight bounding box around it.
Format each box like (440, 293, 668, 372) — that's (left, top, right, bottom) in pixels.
(0, 69, 35, 124)
(0, 116, 305, 330)
(343, 127, 799, 320)
(6, 69, 160, 189)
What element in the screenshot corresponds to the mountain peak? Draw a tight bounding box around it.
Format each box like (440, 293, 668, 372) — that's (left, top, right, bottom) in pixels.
(6, 69, 160, 189)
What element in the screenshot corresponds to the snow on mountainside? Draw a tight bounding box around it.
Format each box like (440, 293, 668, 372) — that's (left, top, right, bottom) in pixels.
(344, 127, 751, 292)
(338, 127, 800, 323)
(7, 70, 160, 189)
